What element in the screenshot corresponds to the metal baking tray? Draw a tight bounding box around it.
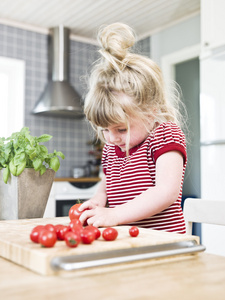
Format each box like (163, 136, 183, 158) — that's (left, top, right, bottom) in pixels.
(51, 240, 205, 271)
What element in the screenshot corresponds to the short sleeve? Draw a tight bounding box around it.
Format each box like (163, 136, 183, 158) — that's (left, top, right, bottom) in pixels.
(149, 122, 187, 164)
(101, 143, 109, 175)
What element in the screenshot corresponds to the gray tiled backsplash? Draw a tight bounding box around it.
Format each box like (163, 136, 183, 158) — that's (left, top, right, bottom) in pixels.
(0, 23, 150, 177)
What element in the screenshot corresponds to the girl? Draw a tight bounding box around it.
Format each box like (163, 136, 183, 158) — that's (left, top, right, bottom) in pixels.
(79, 23, 187, 233)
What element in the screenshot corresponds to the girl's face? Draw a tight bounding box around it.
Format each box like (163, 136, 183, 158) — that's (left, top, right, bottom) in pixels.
(102, 118, 150, 152)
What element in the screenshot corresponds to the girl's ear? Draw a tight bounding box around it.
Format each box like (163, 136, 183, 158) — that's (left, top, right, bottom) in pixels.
(146, 114, 158, 132)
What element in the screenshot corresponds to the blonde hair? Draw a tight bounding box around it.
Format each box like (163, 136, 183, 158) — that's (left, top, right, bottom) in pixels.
(84, 23, 185, 143)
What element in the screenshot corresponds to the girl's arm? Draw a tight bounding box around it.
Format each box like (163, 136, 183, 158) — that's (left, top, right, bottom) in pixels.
(114, 150, 184, 224)
(79, 151, 184, 227)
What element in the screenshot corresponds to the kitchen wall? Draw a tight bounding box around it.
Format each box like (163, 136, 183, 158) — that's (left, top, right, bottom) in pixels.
(0, 23, 150, 177)
(150, 15, 200, 65)
(150, 15, 201, 194)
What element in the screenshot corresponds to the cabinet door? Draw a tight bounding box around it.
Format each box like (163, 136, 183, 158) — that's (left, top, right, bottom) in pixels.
(201, 0, 225, 52)
(201, 145, 225, 257)
(200, 51, 225, 142)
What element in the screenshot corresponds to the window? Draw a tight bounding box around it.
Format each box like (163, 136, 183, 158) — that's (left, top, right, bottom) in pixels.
(0, 56, 25, 138)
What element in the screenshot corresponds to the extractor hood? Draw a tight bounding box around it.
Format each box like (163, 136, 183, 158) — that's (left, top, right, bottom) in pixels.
(32, 25, 84, 118)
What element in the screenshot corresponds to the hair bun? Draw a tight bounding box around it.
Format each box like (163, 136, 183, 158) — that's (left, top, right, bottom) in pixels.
(97, 23, 135, 62)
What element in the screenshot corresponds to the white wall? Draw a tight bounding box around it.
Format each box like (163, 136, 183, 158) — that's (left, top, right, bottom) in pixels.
(150, 15, 200, 66)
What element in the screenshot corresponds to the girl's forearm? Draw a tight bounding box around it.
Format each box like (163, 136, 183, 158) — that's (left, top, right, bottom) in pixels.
(91, 191, 107, 207)
(92, 174, 107, 207)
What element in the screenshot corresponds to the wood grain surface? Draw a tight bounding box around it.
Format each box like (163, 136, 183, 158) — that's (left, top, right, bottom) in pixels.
(1, 252, 225, 300)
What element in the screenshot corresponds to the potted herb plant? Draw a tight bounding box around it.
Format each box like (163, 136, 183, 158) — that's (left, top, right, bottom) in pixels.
(0, 127, 65, 220)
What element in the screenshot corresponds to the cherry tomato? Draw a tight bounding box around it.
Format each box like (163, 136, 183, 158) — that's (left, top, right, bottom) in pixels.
(39, 230, 57, 248)
(70, 225, 83, 237)
(102, 228, 118, 241)
(54, 224, 65, 240)
(69, 219, 83, 230)
(57, 225, 71, 240)
(44, 224, 56, 233)
(30, 225, 44, 243)
(85, 225, 101, 240)
(69, 203, 82, 220)
(64, 232, 81, 248)
(69, 219, 83, 237)
(83, 219, 88, 227)
(129, 226, 139, 237)
(80, 228, 96, 244)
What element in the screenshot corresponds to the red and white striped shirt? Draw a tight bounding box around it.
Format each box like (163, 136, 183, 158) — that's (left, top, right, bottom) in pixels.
(102, 122, 187, 234)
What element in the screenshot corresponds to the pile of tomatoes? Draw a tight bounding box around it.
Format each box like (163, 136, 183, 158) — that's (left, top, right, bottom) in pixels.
(29, 203, 139, 248)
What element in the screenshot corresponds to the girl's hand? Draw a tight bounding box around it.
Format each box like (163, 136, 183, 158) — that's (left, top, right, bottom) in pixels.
(78, 200, 97, 212)
(79, 207, 118, 228)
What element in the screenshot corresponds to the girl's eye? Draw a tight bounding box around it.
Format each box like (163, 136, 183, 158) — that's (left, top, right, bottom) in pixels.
(118, 129, 127, 133)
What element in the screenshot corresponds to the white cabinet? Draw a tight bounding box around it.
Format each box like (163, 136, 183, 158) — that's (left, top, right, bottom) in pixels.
(201, 0, 225, 53)
(200, 48, 225, 257)
(200, 51, 225, 141)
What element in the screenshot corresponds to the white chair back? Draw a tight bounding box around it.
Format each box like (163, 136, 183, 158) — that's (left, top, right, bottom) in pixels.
(183, 198, 225, 235)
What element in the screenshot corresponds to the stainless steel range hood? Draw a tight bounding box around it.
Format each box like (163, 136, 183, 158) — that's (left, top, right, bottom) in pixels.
(32, 25, 84, 118)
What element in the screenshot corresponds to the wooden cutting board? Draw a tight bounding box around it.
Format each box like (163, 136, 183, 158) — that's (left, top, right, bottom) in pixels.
(0, 217, 200, 276)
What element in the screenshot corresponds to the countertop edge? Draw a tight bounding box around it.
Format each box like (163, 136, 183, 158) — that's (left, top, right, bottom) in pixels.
(54, 177, 101, 182)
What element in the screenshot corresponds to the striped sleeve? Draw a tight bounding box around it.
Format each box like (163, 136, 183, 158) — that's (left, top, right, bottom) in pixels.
(149, 122, 187, 164)
(101, 143, 109, 175)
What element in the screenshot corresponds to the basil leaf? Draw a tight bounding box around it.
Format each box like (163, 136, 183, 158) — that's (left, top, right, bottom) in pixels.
(39, 165, 47, 175)
(39, 145, 48, 156)
(49, 156, 60, 172)
(3, 166, 10, 184)
(14, 152, 26, 166)
(33, 158, 43, 171)
(37, 134, 52, 143)
(9, 159, 17, 176)
(54, 151, 65, 159)
(16, 161, 26, 176)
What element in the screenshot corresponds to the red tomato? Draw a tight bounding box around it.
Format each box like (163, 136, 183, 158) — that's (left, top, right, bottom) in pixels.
(44, 224, 56, 233)
(54, 224, 65, 240)
(69, 203, 82, 220)
(69, 219, 83, 237)
(57, 225, 71, 240)
(85, 225, 101, 240)
(80, 228, 95, 244)
(30, 225, 45, 243)
(70, 225, 83, 237)
(70, 218, 82, 226)
(129, 226, 139, 237)
(39, 230, 57, 248)
(83, 219, 88, 227)
(69, 219, 83, 230)
(64, 232, 81, 248)
(102, 228, 118, 241)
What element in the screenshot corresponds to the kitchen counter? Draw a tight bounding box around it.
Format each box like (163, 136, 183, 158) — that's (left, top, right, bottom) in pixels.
(0, 216, 225, 299)
(54, 177, 101, 182)
(0, 252, 225, 299)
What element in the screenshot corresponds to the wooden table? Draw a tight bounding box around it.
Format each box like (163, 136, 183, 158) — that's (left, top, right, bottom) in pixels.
(0, 251, 225, 300)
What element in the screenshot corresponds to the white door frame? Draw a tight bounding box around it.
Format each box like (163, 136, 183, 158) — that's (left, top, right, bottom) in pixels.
(161, 44, 201, 86)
